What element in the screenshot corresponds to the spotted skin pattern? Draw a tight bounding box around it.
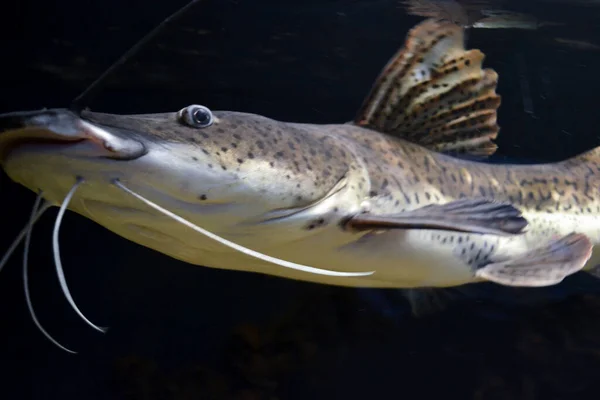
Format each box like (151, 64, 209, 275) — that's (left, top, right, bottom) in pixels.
(1, 18, 598, 291)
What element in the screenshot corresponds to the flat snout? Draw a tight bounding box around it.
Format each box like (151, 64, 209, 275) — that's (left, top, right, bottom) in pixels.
(0, 109, 86, 135)
(0, 108, 147, 163)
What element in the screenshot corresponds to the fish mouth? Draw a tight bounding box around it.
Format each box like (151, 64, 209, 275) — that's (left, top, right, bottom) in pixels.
(0, 108, 147, 164)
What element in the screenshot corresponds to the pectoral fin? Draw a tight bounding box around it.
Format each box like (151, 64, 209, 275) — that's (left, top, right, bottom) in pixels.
(345, 198, 527, 235)
(475, 233, 593, 287)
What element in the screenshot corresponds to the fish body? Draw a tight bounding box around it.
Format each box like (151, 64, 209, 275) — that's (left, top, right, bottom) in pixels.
(1, 19, 598, 294)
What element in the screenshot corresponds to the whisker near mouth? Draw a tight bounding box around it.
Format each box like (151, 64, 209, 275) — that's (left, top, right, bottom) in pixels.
(53, 178, 108, 334)
(23, 192, 76, 354)
(1, 181, 108, 353)
(113, 179, 376, 278)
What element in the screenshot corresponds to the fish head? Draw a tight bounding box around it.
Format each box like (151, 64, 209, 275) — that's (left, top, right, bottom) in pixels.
(0, 105, 362, 244)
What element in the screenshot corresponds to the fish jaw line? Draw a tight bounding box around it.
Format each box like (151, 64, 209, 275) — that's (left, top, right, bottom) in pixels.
(0, 109, 148, 206)
(0, 109, 147, 165)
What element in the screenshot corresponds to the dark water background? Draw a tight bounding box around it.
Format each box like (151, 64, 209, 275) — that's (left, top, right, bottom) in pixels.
(2, 0, 600, 398)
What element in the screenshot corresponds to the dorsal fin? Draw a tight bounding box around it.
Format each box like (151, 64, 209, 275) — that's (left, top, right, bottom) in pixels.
(354, 18, 501, 157)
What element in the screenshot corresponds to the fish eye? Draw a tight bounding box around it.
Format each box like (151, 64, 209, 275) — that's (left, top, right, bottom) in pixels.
(178, 105, 214, 128)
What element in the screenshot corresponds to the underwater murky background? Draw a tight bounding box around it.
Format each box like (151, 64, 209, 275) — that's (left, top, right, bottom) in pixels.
(2, 0, 600, 398)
